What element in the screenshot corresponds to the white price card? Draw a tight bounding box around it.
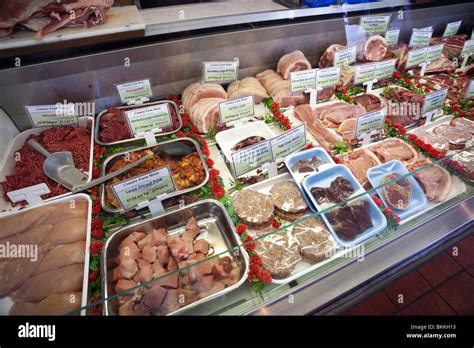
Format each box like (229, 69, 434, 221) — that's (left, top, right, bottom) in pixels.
(316, 66, 341, 88)
(461, 39, 474, 57)
(408, 28, 433, 48)
(116, 79, 153, 104)
(334, 46, 357, 67)
(405, 47, 428, 69)
(26, 105, 78, 128)
(385, 29, 400, 47)
(425, 44, 444, 63)
(354, 63, 376, 85)
(442, 20, 462, 38)
(465, 80, 474, 99)
(422, 88, 448, 120)
(218, 95, 255, 124)
(270, 124, 306, 161)
(125, 104, 172, 136)
(354, 108, 387, 139)
(374, 59, 396, 80)
(231, 140, 272, 177)
(290, 69, 317, 92)
(359, 15, 391, 34)
(111, 166, 176, 211)
(202, 60, 239, 83)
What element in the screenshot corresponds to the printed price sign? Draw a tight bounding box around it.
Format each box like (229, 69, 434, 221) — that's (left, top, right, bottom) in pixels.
(360, 15, 391, 34)
(334, 47, 357, 67)
(442, 20, 462, 38)
(425, 44, 444, 63)
(26, 105, 78, 128)
(316, 67, 341, 88)
(202, 60, 239, 83)
(116, 80, 153, 104)
(111, 166, 176, 211)
(218, 95, 255, 123)
(461, 39, 474, 57)
(125, 104, 172, 136)
(465, 80, 474, 99)
(385, 29, 400, 47)
(408, 28, 433, 48)
(290, 69, 317, 92)
(354, 108, 387, 139)
(231, 140, 273, 177)
(270, 124, 306, 160)
(422, 88, 448, 122)
(405, 47, 428, 69)
(354, 63, 376, 85)
(374, 59, 396, 80)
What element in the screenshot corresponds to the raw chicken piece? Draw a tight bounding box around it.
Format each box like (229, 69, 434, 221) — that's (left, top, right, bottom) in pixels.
(112, 266, 123, 281)
(117, 242, 139, 263)
(177, 289, 198, 306)
(134, 264, 153, 283)
(0, 205, 55, 239)
(142, 245, 157, 263)
(183, 217, 200, 239)
(189, 97, 225, 134)
(45, 200, 88, 224)
(33, 241, 85, 275)
(118, 298, 135, 316)
(115, 279, 137, 294)
(277, 50, 312, 79)
(156, 245, 170, 267)
(197, 282, 226, 299)
(120, 258, 138, 279)
(0, 224, 52, 247)
(9, 292, 83, 316)
(154, 272, 179, 289)
(256, 70, 308, 107)
(137, 234, 152, 250)
(188, 258, 213, 283)
(44, 218, 87, 246)
(119, 232, 146, 250)
(150, 228, 167, 246)
(167, 257, 178, 271)
(143, 285, 167, 309)
(182, 82, 227, 112)
(193, 239, 210, 254)
(11, 264, 84, 303)
(192, 275, 215, 293)
(227, 77, 269, 103)
(221, 266, 241, 286)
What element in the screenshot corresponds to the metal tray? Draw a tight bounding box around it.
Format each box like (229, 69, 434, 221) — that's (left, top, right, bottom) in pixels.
(101, 199, 249, 316)
(99, 137, 209, 214)
(94, 100, 182, 147)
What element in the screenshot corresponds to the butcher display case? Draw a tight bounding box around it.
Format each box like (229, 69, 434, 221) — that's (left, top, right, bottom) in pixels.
(0, 0, 473, 316)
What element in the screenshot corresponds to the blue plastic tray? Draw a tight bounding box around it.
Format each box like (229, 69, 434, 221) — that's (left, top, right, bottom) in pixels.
(367, 160, 428, 221)
(284, 147, 335, 212)
(303, 0, 336, 7)
(302, 164, 387, 248)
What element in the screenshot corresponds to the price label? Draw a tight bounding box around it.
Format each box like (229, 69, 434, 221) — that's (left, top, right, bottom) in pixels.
(422, 88, 448, 116)
(111, 166, 176, 211)
(465, 80, 474, 99)
(270, 124, 306, 160)
(354, 63, 376, 85)
(359, 15, 391, 34)
(425, 44, 444, 63)
(290, 69, 317, 92)
(374, 59, 396, 80)
(385, 29, 400, 47)
(116, 79, 153, 103)
(442, 20, 462, 38)
(461, 39, 474, 57)
(125, 104, 172, 136)
(316, 67, 341, 88)
(202, 60, 239, 83)
(405, 47, 428, 69)
(334, 46, 357, 67)
(354, 108, 387, 138)
(231, 140, 273, 177)
(26, 105, 78, 128)
(408, 28, 433, 48)
(218, 95, 255, 123)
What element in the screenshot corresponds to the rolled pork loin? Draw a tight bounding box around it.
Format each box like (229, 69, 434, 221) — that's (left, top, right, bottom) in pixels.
(256, 70, 308, 108)
(227, 77, 269, 103)
(182, 82, 227, 112)
(277, 50, 312, 79)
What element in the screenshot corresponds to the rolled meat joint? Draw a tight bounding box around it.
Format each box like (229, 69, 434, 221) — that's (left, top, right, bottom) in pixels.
(256, 70, 308, 108)
(277, 50, 312, 79)
(182, 82, 227, 112)
(356, 35, 388, 62)
(227, 77, 269, 103)
(189, 97, 226, 134)
(319, 44, 345, 68)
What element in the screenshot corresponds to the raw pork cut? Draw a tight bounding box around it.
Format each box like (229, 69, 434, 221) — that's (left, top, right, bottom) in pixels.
(227, 77, 268, 103)
(357, 36, 388, 62)
(432, 125, 472, 150)
(256, 70, 307, 107)
(277, 50, 312, 79)
(370, 139, 418, 165)
(342, 149, 381, 188)
(354, 94, 385, 112)
(451, 117, 474, 135)
(381, 173, 412, 210)
(411, 159, 451, 202)
(188, 97, 226, 134)
(182, 82, 227, 112)
(319, 44, 345, 68)
(413, 129, 450, 154)
(430, 35, 467, 59)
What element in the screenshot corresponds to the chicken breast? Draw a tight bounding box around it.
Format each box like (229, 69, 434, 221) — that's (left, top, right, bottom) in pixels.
(9, 292, 83, 315)
(33, 241, 86, 276)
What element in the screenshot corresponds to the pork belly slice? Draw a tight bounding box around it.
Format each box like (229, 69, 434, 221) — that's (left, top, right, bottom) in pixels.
(277, 50, 312, 79)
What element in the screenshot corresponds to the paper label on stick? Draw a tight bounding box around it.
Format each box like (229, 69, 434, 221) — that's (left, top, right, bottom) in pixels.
(385, 29, 400, 47)
(422, 88, 448, 116)
(231, 140, 273, 177)
(316, 67, 341, 88)
(218, 95, 255, 123)
(425, 44, 444, 63)
(7, 183, 50, 206)
(202, 61, 238, 83)
(442, 20, 462, 38)
(290, 69, 317, 92)
(116, 80, 153, 103)
(270, 124, 306, 160)
(461, 39, 474, 57)
(125, 104, 172, 136)
(354, 108, 387, 138)
(111, 166, 176, 211)
(334, 47, 357, 67)
(465, 79, 474, 99)
(354, 63, 376, 85)
(26, 105, 78, 128)
(374, 59, 396, 80)
(359, 15, 391, 34)
(408, 28, 433, 48)
(405, 47, 428, 69)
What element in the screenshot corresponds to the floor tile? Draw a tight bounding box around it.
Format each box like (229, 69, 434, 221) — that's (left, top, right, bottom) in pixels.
(384, 270, 432, 309)
(345, 290, 398, 316)
(400, 290, 456, 316)
(447, 236, 474, 268)
(437, 271, 474, 315)
(417, 251, 463, 287)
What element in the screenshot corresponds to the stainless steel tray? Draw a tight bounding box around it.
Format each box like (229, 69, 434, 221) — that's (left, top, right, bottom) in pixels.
(101, 199, 249, 316)
(94, 100, 182, 147)
(99, 137, 209, 214)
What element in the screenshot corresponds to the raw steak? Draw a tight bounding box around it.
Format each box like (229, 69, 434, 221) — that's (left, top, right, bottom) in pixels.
(354, 94, 385, 112)
(432, 125, 472, 150)
(291, 217, 333, 264)
(326, 200, 373, 241)
(277, 50, 312, 79)
(381, 173, 412, 210)
(370, 139, 418, 165)
(411, 159, 452, 202)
